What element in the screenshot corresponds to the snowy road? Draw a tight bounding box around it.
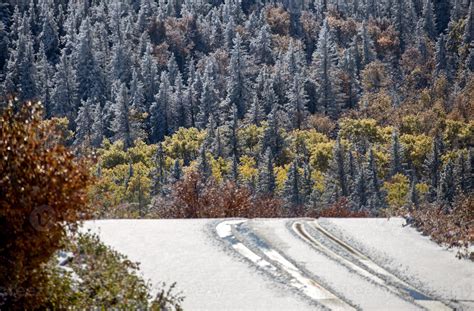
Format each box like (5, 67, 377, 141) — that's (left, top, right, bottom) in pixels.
(84, 218, 473, 310)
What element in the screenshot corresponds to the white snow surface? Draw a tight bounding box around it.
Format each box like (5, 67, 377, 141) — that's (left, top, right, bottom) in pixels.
(83, 219, 315, 311)
(83, 218, 473, 311)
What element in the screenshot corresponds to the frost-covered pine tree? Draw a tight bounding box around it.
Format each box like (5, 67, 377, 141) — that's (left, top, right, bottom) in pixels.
(390, 129, 404, 176)
(437, 159, 455, 206)
(141, 44, 159, 108)
(333, 136, 349, 196)
(392, 0, 417, 49)
(151, 143, 167, 196)
(251, 23, 273, 64)
(51, 51, 78, 120)
(359, 22, 375, 66)
(35, 43, 54, 117)
(424, 135, 443, 200)
(226, 34, 252, 118)
(312, 18, 343, 118)
(366, 149, 386, 210)
(91, 102, 104, 148)
(463, 1, 473, 44)
(4, 24, 37, 102)
(455, 152, 471, 194)
(301, 163, 314, 204)
(341, 47, 361, 109)
(74, 99, 94, 147)
(284, 160, 302, 209)
(422, 0, 437, 39)
(257, 147, 276, 195)
(350, 162, 368, 210)
(198, 144, 211, 179)
(245, 94, 265, 126)
(150, 72, 172, 142)
(0, 22, 8, 74)
(434, 34, 448, 76)
(172, 73, 189, 130)
(75, 18, 104, 103)
(197, 61, 219, 128)
(261, 106, 286, 165)
(109, 37, 132, 85)
(111, 83, 133, 149)
(285, 72, 308, 129)
(38, 3, 59, 63)
(407, 173, 420, 208)
(168, 159, 182, 184)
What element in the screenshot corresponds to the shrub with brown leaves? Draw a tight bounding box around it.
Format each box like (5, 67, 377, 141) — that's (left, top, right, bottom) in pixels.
(151, 170, 285, 218)
(0, 102, 92, 309)
(407, 195, 473, 260)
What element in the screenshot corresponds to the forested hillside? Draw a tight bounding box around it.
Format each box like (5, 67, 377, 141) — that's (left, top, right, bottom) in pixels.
(0, 0, 472, 221)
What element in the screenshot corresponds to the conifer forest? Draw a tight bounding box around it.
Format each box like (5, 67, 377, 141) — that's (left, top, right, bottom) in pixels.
(0, 0, 473, 308)
(1, 0, 474, 229)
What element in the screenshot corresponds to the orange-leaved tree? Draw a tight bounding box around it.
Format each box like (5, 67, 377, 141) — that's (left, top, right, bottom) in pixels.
(0, 101, 91, 309)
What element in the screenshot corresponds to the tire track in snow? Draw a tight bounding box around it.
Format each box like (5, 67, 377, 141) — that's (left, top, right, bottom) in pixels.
(292, 220, 452, 311)
(216, 219, 356, 311)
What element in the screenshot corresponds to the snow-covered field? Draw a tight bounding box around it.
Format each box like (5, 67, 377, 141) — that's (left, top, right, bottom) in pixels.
(83, 218, 473, 311)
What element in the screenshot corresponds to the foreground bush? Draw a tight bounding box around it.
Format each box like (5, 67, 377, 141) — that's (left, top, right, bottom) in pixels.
(407, 195, 473, 260)
(0, 102, 91, 309)
(44, 232, 184, 310)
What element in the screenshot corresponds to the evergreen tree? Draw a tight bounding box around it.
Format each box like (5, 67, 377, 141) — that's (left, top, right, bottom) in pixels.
(366, 149, 386, 210)
(390, 129, 404, 176)
(435, 34, 448, 75)
(455, 152, 471, 194)
(168, 159, 182, 184)
(359, 22, 375, 66)
(225, 104, 239, 158)
(109, 38, 132, 85)
(197, 61, 219, 128)
(261, 106, 285, 165)
(0, 22, 8, 74)
(422, 0, 437, 39)
(4, 28, 37, 102)
(226, 34, 252, 118)
(350, 162, 368, 210)
(433, 0, 450, 34)
(172, 73, 188, 130)
(250, 23, 273, 64)
(312, 18, 343, 118)
(150, 72, 172, 142)
(198, 144, 211, 179)
(437, 159, 455, 205)
(463, 1, 473, 44)
(424, 135, 443, 200)
(341, 48, 361, 109)
(285, 73, 308, 129)
(407, 173, 420, 208)
(151, 144, 166, 196)
(141, 44, 159, 108)
(301, 163, 314, 204)
(91, 102, 104, 147)
(231, 152, 239, 182)
(284, 160, 302, 209)
(392, 0, 417, 49)
(111, 83, 133, 149)
(39, 5, 59, 63)
(35, 44, 54, 117)
(75, 18, 104, 103)
(51, 51, 78, 120)
(257, 148, 276, 195)
(74, 99, 94, 147)
(245, 94, 265, 125)
(323, 137, 349, 204)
